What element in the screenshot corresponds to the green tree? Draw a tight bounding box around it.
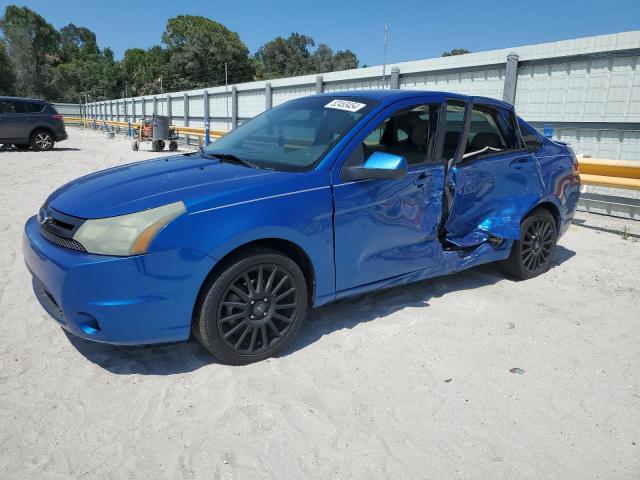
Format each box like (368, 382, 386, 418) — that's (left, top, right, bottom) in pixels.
(332, 50, 358, 70)
(0, 39, 15, 95)
(59, 23, 100, 63)
(254, 33, 315, 79)
(50, 23, 123, 102)
(0, 5, 60, 98)
(161, 15, 254, 89)
(255, 34, 359, 79)
(120, 46, 169, 96)
(442, 48, 471, 57)
(312, 44, 334, 72)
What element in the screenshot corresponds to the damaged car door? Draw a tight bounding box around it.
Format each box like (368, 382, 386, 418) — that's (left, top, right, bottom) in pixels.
(442, 100, 545, 247)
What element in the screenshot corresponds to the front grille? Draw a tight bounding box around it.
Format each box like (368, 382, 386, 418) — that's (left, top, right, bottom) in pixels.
(39, 225, 86, 252)
(38, 204, 87, 252)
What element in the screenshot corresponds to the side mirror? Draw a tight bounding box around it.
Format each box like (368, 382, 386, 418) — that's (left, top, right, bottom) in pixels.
(342, 151, 408, 181)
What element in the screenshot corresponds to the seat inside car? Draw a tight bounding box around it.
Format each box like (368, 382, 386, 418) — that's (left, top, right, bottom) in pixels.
(468, 131, 504, 151)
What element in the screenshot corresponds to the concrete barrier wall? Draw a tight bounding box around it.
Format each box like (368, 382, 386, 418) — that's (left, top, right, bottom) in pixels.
(79, 31, 640, 160)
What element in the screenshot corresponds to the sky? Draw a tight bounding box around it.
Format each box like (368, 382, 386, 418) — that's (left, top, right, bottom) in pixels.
(1, 0, 639, 66)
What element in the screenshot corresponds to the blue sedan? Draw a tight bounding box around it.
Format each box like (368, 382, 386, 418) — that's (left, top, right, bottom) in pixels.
(23, 90, 580, 364)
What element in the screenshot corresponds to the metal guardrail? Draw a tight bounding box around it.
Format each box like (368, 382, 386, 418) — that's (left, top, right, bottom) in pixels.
(577, 158, 640, 191)
(63, 117, 640, 190)
(63, 117, 227, 142)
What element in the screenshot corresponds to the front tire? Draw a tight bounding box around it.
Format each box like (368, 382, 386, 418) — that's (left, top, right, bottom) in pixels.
(503, 208, 557, 280)
(30, 129, 55, 151)
(194, 248, 308, 365)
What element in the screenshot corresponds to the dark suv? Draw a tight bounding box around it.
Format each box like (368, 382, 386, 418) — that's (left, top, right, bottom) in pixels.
(0, 97, 68, 151)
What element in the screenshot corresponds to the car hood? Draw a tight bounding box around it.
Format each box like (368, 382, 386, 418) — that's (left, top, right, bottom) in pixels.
(47, 154, 293, 218)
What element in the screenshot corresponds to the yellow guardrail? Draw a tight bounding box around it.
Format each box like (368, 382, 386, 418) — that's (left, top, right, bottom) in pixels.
(63, 117, 227, 139)
(63, 117, 640, 190)
(578, 158, 640, 190)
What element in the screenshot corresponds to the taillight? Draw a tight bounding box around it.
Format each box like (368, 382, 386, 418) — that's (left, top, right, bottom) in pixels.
(52, 114, 63, 120)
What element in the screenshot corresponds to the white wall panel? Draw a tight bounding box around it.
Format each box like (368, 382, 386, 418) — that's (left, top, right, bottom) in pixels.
(272, 85, 315, 106)
(238, 90, 266, 118)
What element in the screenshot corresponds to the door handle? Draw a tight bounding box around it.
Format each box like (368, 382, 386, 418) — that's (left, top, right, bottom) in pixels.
(414, 172, 431, 187)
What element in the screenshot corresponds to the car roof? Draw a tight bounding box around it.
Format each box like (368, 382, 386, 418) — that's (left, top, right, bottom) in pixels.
(313, 89, 513, 110)
(0, 96, 47, 103)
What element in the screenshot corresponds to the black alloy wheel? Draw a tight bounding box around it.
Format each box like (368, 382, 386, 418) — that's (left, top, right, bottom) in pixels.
(218, 264, 298, 354)
(194, 248, 308, 364)
(503, 208, 557, 280)
(521, 218, 555, 272)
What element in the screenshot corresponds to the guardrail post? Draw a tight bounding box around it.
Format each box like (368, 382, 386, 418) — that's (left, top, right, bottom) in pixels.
(153, 96, 158, 115)
(231, 86, 238, 129)
(316, 75, 323, 94)
(141, 98, 146, 119)
(166, 95, 172, 124)
(265, 82, 272, 110)
(183, 93, 189, 127)
(390, 66, 400, 89)
(109, 101, 113, 120)
(131, 98, 136, 123)
(503, 52, 519, 105)
(204, 90, 210, 146)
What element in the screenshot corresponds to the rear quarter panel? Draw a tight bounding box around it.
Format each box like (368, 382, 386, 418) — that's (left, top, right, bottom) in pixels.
(534, 140, 581, 237)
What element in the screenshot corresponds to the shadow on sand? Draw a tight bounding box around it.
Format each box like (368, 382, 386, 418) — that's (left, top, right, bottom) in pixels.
(67, 245, 576, 375)
(0, 146, 81, 152)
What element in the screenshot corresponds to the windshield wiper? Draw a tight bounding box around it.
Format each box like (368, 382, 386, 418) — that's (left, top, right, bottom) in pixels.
(201, 150, 258, 169)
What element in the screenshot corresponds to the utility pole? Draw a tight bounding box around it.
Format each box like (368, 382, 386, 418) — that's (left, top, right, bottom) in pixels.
(225, 62, 229, 130)
(382, 24, 389, 88)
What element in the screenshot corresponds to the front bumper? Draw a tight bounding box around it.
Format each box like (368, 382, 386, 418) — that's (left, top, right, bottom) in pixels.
(23, 216, 216, 345)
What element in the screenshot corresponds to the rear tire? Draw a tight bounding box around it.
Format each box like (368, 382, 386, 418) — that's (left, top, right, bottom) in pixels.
(131, 140, 139, 151)
(503, 208, 557, 280)
(169, 140, 178, 152)
(30, 129, 55, 151)
(194, 248, 308, 365)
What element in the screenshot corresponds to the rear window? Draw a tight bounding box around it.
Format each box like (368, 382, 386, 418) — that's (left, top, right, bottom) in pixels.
(29, 102, 45, 113)
(518, 118, 545, 147)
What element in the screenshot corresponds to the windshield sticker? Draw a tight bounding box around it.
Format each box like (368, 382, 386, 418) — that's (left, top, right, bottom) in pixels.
(324, 99, 367, 112)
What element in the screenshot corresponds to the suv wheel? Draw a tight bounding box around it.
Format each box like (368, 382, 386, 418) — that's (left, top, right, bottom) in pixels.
(194, 248, 308, 365)
(31, 129, 55, 151)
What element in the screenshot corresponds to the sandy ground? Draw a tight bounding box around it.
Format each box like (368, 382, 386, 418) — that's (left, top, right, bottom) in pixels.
(0, 128, 639, 480)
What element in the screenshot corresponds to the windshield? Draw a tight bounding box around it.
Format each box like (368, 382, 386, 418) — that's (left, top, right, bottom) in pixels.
(204, 96, 378, 172)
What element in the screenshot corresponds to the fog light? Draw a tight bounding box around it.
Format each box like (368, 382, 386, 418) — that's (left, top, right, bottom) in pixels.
(76, 313, 101, 335)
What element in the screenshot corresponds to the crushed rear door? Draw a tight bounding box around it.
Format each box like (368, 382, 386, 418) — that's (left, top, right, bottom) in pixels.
(441, 100, 544, 247)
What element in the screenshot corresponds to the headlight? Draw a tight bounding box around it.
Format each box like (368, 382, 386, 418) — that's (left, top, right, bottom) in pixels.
(73, 201, 186, 256)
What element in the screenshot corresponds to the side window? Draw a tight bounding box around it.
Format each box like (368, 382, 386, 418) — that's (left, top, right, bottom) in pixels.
(442, 101, 466, 161)
(357, 104, 439, 167)
(0, 100, 15, 114)
(463, 105, 518, 159)
(29, 102, 45, 113)
(10, 101, 30, 114)
(518, 118, 544, 150)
